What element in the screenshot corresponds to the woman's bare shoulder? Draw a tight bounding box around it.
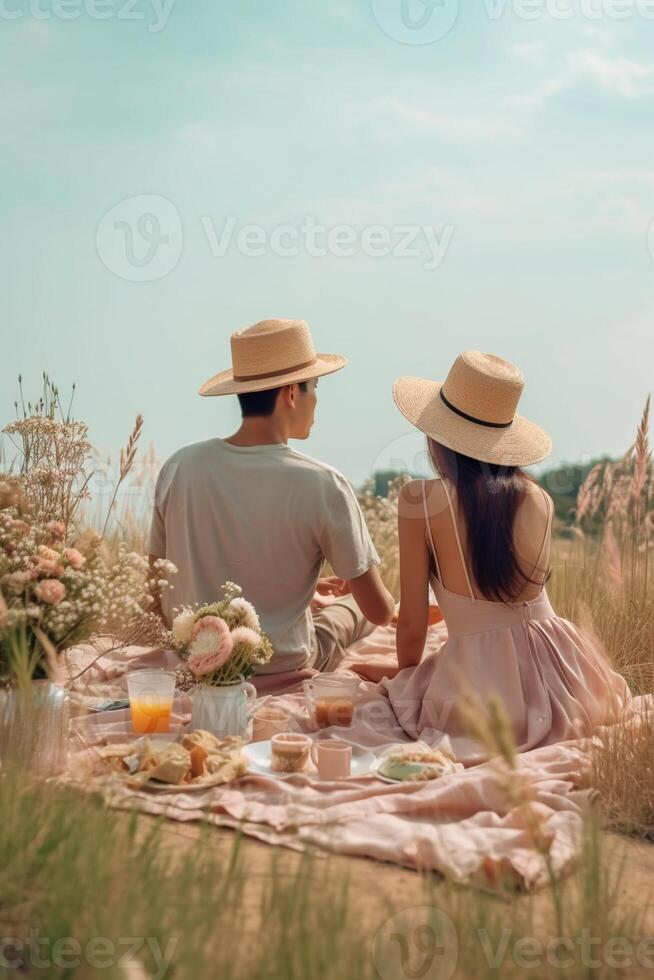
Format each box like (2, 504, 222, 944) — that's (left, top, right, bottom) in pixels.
(398, 477, 444, 511)
(515, 483, 553, 531)
(520, 481, 552, 507)
(398, 478, 425, 510)
(399, 478, 449, 521)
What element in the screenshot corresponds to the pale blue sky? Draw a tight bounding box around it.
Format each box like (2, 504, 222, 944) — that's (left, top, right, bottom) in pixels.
(2, 0, 653, 487)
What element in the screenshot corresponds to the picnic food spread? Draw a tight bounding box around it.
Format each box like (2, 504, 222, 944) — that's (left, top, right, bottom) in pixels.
(100, 730, 247, 787)
(377, 745, 458, 782)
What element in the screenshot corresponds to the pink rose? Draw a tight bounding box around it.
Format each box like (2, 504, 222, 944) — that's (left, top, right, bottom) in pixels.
(36, 558, 65, 578)
(35, 579, 66, 605)
(62, 547, 86, 569)
(187, 651, 223, 676)
(38, 546, 61, 562)
(187, 617, 233, 676)
(191, 615, 226, 639)
(46, 521, 66, 540)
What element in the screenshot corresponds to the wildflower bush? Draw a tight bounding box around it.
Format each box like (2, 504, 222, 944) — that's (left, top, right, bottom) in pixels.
(0, 505, 174, 686)
(2, 375, 93, 530)
(0, 378, 175, 688)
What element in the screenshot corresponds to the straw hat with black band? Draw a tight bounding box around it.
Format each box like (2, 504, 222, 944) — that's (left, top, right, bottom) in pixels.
(393, 351, 552, 467)
(199, 319, 347, 397)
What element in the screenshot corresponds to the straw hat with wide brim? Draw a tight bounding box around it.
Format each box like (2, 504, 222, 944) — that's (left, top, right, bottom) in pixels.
(199, 319, 347, 397)
(393, 351, 552, 467)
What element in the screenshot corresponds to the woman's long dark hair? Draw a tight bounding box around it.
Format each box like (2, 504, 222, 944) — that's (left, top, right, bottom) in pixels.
(427, 438, 551, 603)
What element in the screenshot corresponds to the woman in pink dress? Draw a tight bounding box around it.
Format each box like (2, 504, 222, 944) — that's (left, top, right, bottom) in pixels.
(365, 350, 631, 766)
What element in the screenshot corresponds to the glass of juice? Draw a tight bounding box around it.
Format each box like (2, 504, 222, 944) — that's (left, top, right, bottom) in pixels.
(127, 669, 176, 734)
(303, 672, 360, 729)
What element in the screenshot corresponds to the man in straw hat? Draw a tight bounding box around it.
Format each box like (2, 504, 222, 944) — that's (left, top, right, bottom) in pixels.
(149, 318, 395, 675)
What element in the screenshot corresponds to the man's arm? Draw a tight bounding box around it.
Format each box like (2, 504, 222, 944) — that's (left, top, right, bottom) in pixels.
(346, 566, 395, 626)
(315, 575, 349, 597)
(316, 470, 394, 625)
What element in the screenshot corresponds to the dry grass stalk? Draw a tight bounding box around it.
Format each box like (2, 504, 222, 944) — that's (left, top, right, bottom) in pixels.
(582, 702, 654, 840)
(32, 625, 62, 681)
(101, 414, 144, 537)
(577, 397, 652, 547)
(120, 414, 144, 481)
(113, 611, 174, 650)
(601, 521, 623, 596)
(575, 462, 602, 524)
(457, 688, 558, 898)
(631, 394, 651, 511)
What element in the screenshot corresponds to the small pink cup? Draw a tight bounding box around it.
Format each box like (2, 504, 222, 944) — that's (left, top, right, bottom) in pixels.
(311, 739, 352, 779)
(251, 707, 289, 743)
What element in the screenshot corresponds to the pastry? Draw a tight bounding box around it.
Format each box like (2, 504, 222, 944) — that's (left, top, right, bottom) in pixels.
(99, 730, 246, 787)
(378, 745, 457, 782)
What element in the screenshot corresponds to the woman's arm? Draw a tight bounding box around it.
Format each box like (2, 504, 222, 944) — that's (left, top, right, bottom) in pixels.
(396, 481, 431, 670)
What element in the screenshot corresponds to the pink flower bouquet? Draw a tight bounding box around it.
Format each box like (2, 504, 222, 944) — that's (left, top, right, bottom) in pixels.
(172, 582, 272, 687)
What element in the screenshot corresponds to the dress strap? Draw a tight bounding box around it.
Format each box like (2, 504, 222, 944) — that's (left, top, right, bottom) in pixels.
(440, 478, 476, 602)
(533, 488, 553, 589)
(421, 480, 442, 582)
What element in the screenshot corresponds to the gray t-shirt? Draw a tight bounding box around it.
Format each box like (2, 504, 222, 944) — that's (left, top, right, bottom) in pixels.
(148, 438, 380, 673)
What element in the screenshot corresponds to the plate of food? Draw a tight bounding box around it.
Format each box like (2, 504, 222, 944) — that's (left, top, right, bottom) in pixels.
(99, 730, 247, 792)
(243, 735, 375, 779)
(371, 744, 461, 784)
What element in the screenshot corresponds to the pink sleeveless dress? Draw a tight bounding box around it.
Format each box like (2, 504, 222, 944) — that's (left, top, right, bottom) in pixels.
(385, 478, 632, 766)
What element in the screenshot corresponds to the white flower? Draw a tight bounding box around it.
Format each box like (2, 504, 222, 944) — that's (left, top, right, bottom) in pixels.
(172, 608, 196, 647)
(228, 597, 260, 631)
(230, 626, 261, 651)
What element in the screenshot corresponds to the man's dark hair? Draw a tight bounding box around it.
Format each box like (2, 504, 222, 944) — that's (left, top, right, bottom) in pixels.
(237, 381, 308, 418)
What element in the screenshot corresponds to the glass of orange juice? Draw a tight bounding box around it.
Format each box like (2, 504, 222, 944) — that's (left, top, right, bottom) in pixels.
(127, 669, 176, 734)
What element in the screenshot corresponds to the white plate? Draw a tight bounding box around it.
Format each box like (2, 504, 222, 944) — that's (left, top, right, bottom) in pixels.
(370, 756, 459, 785)
(370, 757, 405, 784)
(243, 737, 375, 780)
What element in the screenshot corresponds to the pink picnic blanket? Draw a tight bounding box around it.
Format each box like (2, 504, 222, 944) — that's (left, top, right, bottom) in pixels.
(63, 624, 650, 891)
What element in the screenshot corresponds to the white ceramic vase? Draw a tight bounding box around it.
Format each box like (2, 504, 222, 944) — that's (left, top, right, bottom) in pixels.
(191, 681, 257, 739)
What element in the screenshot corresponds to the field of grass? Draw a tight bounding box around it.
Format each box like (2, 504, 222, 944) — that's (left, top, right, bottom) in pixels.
(1, 383, 652, 978)
(1, 764, 653, 980)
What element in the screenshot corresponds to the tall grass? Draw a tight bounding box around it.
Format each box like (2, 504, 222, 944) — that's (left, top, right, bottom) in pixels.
(1, 765, 651, 980)
(0, 766, 367, 980)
